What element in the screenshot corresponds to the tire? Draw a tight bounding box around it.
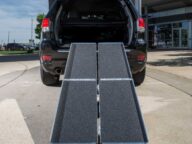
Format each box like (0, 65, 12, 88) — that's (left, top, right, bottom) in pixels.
(133, 67, 146, 86)
(40, 66, 60, 86)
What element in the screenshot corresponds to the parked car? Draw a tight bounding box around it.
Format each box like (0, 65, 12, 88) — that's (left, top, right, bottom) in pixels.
(35, 44, 40, 50)
(21, 44, 36, 53)
(6, 43, 25, 51)
(40, 0, 147, 86)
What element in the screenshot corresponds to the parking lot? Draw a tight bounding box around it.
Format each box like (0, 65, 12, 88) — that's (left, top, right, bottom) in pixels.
(0, 50, 192, 144)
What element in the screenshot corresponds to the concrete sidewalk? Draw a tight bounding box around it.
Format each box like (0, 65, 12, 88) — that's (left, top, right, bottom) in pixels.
(0, 61, 39, 88)
(0, 54, 39, 76)
(0, 61, 39, 77)
(147, 50, 192, 80)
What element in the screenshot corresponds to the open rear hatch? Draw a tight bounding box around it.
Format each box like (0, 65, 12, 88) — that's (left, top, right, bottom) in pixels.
(52, 0, 134, 45)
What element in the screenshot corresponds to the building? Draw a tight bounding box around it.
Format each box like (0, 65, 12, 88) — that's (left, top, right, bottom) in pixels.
(143, 0, 192, 49)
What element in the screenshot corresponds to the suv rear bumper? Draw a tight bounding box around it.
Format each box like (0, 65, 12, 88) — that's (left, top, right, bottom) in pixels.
(40, 40, 146, 75)
(40, 41, 68, 75)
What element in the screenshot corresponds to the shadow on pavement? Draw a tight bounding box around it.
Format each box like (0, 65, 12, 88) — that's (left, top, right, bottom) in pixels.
(166, 52, 192, 57)
(0, 54, 39, 62)
(148, 57, 192, 67)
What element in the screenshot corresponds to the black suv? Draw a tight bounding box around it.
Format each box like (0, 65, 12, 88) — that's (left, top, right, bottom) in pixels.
(40, 0, 147, 86)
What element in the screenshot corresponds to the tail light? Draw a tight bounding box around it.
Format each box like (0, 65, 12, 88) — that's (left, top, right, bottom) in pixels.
(137, 18, 145, 33)
(137, 53, 146, 61)
(42, 18, 50, 32)
(41, 55, 52, 62)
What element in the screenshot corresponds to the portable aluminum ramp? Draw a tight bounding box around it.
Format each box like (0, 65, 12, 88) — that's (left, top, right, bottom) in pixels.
(50, 43, 148, 144)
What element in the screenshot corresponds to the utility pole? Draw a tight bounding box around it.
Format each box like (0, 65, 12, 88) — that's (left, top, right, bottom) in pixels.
(8, 31, 10, 44)
(13, 39, 15, 50)
(1, 40, 3, 50)
(30, 18, 34, 47)
(31, 18, 33, 41)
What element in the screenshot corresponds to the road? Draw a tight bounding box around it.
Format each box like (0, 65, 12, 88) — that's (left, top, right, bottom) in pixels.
(0, 54, 192, 144)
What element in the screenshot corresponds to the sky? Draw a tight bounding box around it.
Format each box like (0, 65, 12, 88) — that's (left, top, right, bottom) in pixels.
(0, 0, 48, 44)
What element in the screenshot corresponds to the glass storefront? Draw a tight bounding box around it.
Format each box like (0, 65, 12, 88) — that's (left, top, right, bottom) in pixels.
(149, 21, 190, 49)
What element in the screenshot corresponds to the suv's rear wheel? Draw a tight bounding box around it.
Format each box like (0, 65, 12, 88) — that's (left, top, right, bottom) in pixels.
(40, 66, 60, 86)
(133, 67, 146, 86)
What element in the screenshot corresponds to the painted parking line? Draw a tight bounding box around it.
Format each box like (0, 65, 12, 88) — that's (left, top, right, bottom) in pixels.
(0, 99, 34, 144)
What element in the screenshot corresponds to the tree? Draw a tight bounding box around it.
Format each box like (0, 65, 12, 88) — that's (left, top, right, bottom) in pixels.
(35, 14, 45, 39)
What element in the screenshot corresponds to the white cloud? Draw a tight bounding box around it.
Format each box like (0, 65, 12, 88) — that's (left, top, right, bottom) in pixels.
(0, 0, 48, 43)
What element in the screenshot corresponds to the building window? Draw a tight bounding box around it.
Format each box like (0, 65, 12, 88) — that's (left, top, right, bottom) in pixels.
(173, 22, 189, 48)
(149, 21, 190, 49)
(156, 24, 172, 48)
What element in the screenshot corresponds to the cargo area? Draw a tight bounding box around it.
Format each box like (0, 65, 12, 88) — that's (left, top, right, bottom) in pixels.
(54, 0, 133, 45)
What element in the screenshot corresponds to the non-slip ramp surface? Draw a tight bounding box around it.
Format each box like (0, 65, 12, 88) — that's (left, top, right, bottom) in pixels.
(98, 43, 148, 143)
(65, 43, 97, 79)
(51, 43, 97, 144)
(100, 81, 147, 143)
(51, 81, 97, 143)
(98, 43, 131, 79)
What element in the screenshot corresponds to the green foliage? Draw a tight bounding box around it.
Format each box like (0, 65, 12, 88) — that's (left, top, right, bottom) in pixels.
(35, 14, 45, 39)
(0, 51, 28, 55)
